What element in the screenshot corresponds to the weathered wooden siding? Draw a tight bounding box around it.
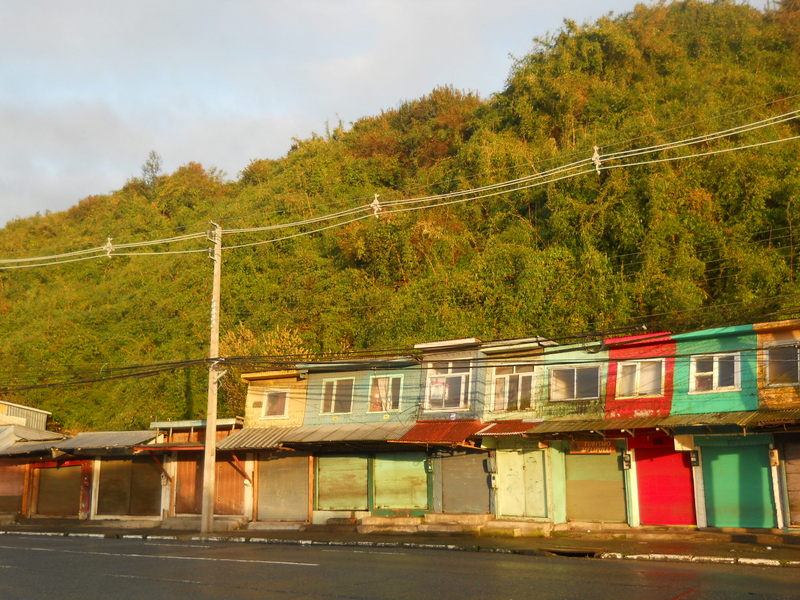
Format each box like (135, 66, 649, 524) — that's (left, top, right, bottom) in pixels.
(96, 458, 161, 516)
(373, 452, 428, 510)
(257, 455, 309, 521)
(244, 373, 308, 428)
(697, 434, 776, 528)
(214, 456, 245, 516)
(672, 325, 757, 414)
(0, 459, 26, 513)
(565, 450, 626, 523)
(605, 333, 675, 419)
(754, 320, 800, 409)
(316, 455, 368, 510)
(174, 454, 202, 514)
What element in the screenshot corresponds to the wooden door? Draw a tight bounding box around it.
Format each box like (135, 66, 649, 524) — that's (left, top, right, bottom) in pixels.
(36, 465, 81, 516)
(0, 459, 26, 513)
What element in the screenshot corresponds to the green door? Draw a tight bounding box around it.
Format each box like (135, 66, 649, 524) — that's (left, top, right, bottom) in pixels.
(702, 444, 776, 528)
(496, 449, 547, 518)
(316, 455, 368, 510)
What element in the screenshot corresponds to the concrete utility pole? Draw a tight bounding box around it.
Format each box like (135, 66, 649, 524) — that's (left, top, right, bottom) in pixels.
(201, 222, 223, 534)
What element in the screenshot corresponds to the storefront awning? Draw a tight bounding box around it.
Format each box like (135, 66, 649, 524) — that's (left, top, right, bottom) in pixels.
(218, 422, 416, 450)
(399, 420, 485, 444)
(475, 420, 541, 436)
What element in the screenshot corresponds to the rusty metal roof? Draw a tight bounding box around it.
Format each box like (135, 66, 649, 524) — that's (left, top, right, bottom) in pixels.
(529, 416, 664, 433)
(475, 420, 541, 436)
(55, 430, 158, 451)
(399, 420, 485, 443)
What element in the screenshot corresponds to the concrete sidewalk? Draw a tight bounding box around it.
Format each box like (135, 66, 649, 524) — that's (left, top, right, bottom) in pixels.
(2, 520, 799, 568)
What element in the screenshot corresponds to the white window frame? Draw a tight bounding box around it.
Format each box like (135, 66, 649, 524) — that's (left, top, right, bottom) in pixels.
(549, 365, 600, 402)
(766, 344, 800, 387)
(259, 388, 290, 419)
(688, 353, 741, 394)
(368, 374, 403, 412)
(492, 364, 535, 411)
(615, 359, 665, 398)
(320, 377, 355, 415)
(425, 361, 471, 411)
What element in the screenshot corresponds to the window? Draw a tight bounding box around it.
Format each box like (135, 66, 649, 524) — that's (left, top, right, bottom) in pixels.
(616, 360, 663, 397)
(426, 361, 470, 410)
(550, 366, 600, 401)
(369, 375, 402, 412)
(493, 365, 534, 411)
(261, 389, 289, 418)
(321, 378, 354, 414)
(767, 345, 800, 386)
(690, 353, 739, 392)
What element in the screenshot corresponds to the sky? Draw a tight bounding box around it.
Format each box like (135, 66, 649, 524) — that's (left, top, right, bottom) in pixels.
(0, 0, 768, 226)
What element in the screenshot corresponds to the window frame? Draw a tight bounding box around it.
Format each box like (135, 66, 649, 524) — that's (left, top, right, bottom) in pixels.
(549, 365, 601, 402)
(766, 344, 800, 387)
(614, 358, 665, 399)
(688, 352, 741, 394)
(320, 377, 356, 415)
(368, 374, 403, 412)
(425, 360, 471, 411)
(492, 364, 535, 411)
(259, 388, 290, 419)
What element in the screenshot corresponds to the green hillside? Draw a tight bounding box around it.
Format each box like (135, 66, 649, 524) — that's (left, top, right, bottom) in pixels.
(1, 0, 799, 431)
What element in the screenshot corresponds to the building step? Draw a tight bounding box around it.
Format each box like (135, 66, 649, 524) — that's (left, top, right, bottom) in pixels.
(359, 516, 423, 526)
(357, 525, 420, 534)
(304, 524, 358, 534)
(423, 513, 493, 526)
(481, 520, 553, 537)
(247, 521, 306, 531)
(418, 523, 477, 534)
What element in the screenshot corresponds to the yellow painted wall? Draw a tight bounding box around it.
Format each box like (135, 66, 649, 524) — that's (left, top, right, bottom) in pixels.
(243, 371, 308, 428)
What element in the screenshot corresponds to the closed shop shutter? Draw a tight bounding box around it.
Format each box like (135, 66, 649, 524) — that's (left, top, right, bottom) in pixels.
(783, 441, 800, 527)
(373, 452, 428, 510)
(97, 458, 161, 516)
(36, 465, 81, 516)
(495, 450, 546, 518)
(565, 453, 626, 522)
(0, 459, 26, 513)
(317, 455, 368, 511)
(701, 443, 775, 528)
(441, 452, 491, 514)
(258, 455, 309, 521)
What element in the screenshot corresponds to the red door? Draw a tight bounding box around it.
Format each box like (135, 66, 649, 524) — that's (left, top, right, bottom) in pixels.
(635, 447, 696, 525)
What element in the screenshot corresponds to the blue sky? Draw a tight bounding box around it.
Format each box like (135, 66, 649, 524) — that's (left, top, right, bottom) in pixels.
(0, 1, 767, 225)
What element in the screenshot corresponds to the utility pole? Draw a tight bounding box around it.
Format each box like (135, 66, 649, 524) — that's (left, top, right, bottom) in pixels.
(200, 222, 222, 534)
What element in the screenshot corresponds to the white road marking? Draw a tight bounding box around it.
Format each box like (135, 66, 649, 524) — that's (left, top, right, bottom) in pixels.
(321, 549, 406, 556)
(110, 573, 204, 585)
(142, 542, 211, 549)
(0, 544, 318, 567)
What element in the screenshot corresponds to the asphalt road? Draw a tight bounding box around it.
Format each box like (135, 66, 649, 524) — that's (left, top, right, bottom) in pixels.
(0, 534, 797, 600)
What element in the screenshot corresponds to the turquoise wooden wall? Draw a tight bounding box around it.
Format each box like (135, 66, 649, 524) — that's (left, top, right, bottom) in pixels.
(671, 325, 757, 414)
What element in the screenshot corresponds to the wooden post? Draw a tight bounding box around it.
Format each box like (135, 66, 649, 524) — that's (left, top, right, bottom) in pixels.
(201, 223, 223, 534)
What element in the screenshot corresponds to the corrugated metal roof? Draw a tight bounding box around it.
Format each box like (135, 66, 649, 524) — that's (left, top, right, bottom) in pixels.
(400, 420, 485, 443)
(217, 427, 295, 450)
(529, 416, 663, 433)
(527, 410, 800, 434)
(0, 440, 60, 456)
(476, 420, 541, 436)
(55, 430, 157, 451)
(218, 422, 415, 449)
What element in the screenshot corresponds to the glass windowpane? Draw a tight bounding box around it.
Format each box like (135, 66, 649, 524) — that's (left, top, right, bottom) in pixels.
(551, 369, 574, 400)
(618, 364, 637, 396)
(717, 355, 736, 388)
(769, 346, 799, 384)
(639, 361, 662, 395)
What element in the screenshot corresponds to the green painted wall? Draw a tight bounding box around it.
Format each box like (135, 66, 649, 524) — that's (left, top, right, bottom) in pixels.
(671, 325, 757, 414)
(535, 343, 608, 420)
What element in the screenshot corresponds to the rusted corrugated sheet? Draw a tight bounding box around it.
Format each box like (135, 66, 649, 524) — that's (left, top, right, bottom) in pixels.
(529, 417, 663, 434)
(528, 411, 773, 434)
(476, 420, 540, 436)
(400, 420, 485, 443)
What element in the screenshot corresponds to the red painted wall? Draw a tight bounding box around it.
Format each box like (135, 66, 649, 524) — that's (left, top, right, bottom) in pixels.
(628, 431, 696, 526)
(604, 333, 675, 418)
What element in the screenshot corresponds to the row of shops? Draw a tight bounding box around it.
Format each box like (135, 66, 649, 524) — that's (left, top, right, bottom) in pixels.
(1, 417, 799, 531)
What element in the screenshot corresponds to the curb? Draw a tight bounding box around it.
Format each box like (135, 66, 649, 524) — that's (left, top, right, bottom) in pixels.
(1, 530, 798, 567)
